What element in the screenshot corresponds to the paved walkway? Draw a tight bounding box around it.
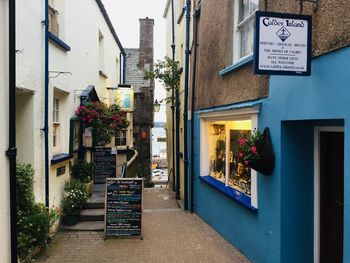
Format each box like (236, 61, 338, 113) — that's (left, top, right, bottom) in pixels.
(37, 188, 249, 263)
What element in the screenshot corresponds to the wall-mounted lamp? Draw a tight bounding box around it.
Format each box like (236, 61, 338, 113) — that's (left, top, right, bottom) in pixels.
(153, 99, 161, 113)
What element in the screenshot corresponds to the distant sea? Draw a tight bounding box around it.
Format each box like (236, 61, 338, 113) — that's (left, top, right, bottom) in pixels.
(152, 127, 166, 156)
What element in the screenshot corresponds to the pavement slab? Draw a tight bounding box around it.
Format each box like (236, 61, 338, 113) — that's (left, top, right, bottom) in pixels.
(37, 188, 250, 263)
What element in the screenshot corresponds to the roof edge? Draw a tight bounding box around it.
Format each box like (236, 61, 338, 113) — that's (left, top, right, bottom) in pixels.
(95, 0, 126, 55)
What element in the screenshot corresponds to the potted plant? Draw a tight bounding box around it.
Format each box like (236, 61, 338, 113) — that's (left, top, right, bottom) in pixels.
(71, 159, 95, 197)
(238, 127, 275, 175)
(61, 188, 87, 226)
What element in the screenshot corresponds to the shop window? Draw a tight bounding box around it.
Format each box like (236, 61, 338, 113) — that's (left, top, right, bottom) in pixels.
(200, 111, 258, 210)
(208, 120, 252, 196)
(233, 0, 258, 61)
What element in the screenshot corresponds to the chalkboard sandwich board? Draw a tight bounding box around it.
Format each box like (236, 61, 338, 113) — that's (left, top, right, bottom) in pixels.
(105, 178, 144, 239)
(93, 148, 116, 183)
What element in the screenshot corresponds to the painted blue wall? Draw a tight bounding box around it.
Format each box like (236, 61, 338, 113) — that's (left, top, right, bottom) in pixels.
(193, 46, 350, 263)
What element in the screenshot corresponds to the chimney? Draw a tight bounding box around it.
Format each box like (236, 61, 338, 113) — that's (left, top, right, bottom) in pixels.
(139, 17, 154, 68)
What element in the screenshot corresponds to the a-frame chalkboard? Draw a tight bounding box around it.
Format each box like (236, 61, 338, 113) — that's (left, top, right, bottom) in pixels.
(105, 178, 144, 239)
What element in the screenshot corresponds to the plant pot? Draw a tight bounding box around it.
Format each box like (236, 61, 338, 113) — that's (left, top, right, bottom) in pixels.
(62, 210, 80, 226)
(250, 127, 275, 175)
(84, 180, 94, 198)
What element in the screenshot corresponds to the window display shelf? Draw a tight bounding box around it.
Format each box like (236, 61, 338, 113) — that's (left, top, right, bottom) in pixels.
(199, 175, 257, 212)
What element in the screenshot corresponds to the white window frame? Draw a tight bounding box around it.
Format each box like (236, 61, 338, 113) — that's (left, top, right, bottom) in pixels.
(53, 98, 60, 153)
(233, 0, 258, 62)
(200, 107, 259, 208)
(115, 129, 128, 147)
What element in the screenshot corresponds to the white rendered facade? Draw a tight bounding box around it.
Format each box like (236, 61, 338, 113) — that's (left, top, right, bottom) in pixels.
(16, 0, 125, 207)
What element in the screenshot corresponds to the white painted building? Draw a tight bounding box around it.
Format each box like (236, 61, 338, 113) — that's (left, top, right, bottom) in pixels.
(16, 0, 127, 207)
(0, 0, 12, 261)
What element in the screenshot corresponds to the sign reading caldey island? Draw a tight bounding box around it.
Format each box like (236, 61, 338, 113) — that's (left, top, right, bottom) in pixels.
(93, 148, 116, 183)
(105, 178, 144, 239)
(254, 11, 312, 76)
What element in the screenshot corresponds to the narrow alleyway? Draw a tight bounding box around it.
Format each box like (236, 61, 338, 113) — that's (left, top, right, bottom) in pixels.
(37, 187, 249, 263)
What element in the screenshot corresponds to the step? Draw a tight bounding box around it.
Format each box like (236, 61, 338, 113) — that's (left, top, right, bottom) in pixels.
(83, 201, 105, 209)
(60, 221, 104, 231)
(79, 209, 105, 221)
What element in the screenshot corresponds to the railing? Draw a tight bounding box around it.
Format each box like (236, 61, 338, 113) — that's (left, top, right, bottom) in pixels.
(125, 148, 139, 178)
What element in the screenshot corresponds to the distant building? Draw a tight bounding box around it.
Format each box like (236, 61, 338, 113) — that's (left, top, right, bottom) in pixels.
(125, 18, 155, 185)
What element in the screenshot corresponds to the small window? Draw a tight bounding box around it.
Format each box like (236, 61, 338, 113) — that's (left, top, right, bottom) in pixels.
(99, 31, 105, 73)
(53, 98, 60, 152)
(49, 6, 59, 37)
(53, 98, 59, 123)
(233, 0, 258, 61)
(115, 129, 127, 146)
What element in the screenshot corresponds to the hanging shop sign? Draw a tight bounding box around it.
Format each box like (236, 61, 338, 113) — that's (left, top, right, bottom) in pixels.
(105, 178, 144, 239)
(115, 87, 134, 112)
(254, 11, 312, 76)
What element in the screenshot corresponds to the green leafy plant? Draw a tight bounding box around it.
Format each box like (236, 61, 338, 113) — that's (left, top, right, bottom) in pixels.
(75, 102, 129, 146)
(144, 56, 181, 102)
(64, 179, 86, 193)
(238, 129, 264, 166)
(71, 160, 94, 183)
(61, 189, 87, 216)
(16, 163, 57, 262)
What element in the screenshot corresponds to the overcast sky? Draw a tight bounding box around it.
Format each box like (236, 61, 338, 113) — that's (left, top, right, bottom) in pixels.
(103, 0, 167, 122)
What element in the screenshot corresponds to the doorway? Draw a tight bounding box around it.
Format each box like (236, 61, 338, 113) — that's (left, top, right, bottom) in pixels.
(315, 127, 344, 263)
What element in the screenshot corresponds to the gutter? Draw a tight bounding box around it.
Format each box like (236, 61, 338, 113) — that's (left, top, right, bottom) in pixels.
(190, 7, 200, 213)
(95, 0, 126, 56)
(6, 0, 18, 261)
(183, 0, 191, 210)
(44, 0, 50, 207)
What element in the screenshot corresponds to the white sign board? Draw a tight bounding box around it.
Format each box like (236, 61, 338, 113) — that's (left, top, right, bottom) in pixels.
(254, 11, 312, 76)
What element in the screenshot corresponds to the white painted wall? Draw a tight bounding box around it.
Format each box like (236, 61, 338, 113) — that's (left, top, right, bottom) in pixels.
(0, 0, 12, 261)
(16, 0, 124, 207)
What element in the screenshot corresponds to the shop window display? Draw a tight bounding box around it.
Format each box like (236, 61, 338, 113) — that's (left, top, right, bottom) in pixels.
(208, 121, 252, 196)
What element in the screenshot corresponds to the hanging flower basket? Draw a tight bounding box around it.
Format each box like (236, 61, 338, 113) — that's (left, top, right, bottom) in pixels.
(238, 127, 275, 175)
(75, 102, 129, 146)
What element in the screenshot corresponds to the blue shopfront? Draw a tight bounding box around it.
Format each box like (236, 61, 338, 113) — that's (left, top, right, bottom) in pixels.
(192, 46, 350, 263)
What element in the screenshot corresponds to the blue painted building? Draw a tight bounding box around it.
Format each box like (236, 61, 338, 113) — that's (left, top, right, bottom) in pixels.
(192, 47, 350, 263)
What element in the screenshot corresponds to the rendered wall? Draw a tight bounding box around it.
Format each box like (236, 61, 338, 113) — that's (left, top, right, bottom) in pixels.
(16, 0, 123, 207)
(0, 0, 11, 261)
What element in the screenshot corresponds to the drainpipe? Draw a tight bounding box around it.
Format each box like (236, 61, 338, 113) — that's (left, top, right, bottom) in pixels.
(44, 0, 50, 207)
(183, 0, 191, 210)
(173, 0, 181, 200)
(6, 0, 18, 261)
(170, 0, 176, 193)
(190, 7, 200, 213)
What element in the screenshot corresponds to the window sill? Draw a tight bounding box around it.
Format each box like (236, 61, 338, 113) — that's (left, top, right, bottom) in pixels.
(99, 70, 108, 79)
(199, 175, 257, 212)
(51, 153, 73, 165)
(48, 32, 71, 51)
(219, 54, 253, 76)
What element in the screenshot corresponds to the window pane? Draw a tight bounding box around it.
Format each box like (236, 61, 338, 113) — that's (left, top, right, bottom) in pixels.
(240, 18, 255, 57)
(239, 0, 250, 22)
(208, 123, 226, 183)
(250, 0, 258, 14)
(227, 120, 252, 196)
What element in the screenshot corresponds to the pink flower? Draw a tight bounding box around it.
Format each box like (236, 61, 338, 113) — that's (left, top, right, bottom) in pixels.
(239, 138, 246, 146)
(239, 153, 244, 158)
(251, 146, 257, 154)
(244, 160, 249, 165)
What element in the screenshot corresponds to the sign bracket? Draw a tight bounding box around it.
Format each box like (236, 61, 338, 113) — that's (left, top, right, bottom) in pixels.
(299, 0, 318, 14)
